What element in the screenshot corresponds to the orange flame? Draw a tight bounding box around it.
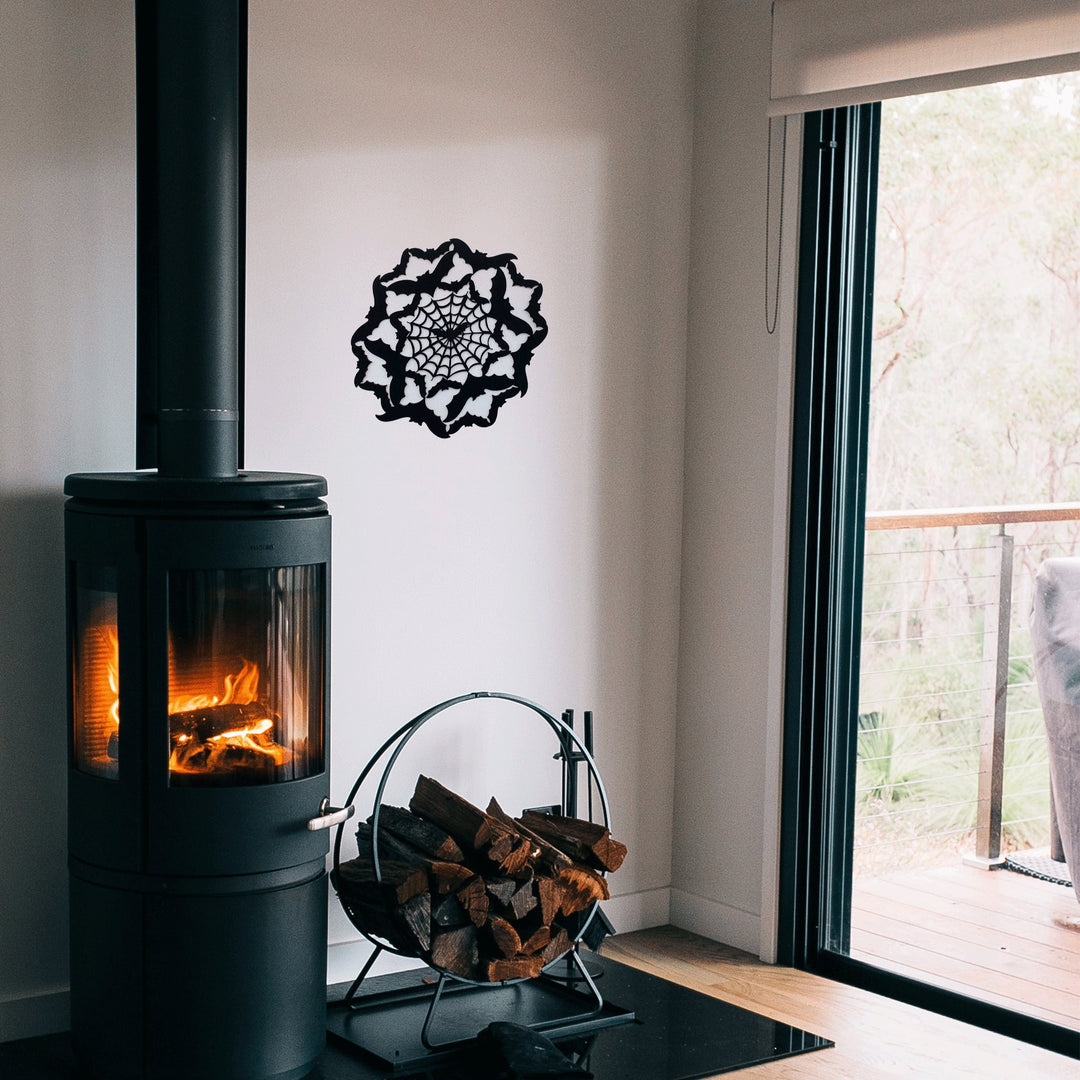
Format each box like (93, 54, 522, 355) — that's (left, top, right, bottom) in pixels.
(89, 625, 290, 779)
(104, 627, 120, 730)
(168, 659, 291, 777)
(169, 658, 261, 715)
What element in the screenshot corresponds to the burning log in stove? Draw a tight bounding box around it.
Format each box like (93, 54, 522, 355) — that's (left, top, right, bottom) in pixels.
(332, 775, 626, 983)
(169, 701, 291, 780)
(167, 658, 295, 784)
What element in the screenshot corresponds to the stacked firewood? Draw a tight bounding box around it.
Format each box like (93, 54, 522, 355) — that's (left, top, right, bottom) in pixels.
(332, 774, 627, 983)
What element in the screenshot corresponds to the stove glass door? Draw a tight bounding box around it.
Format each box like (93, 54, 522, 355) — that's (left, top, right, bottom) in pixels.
(167, 564, 324, 786)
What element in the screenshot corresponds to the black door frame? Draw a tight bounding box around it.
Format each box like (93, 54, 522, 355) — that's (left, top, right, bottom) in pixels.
(777, 103, 1080, 1060)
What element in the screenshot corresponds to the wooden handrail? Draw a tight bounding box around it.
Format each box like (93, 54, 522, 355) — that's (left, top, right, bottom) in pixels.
(865, 503, 1080, 531)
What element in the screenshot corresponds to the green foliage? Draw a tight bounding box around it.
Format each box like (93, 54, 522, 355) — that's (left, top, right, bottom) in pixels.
(854, 72, 1078, 877)
(869, 73, 1080, 511)
(1001, 710, 1052, 850)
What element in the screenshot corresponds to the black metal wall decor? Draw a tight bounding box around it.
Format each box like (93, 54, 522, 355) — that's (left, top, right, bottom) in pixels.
(352, 238, 548, 438)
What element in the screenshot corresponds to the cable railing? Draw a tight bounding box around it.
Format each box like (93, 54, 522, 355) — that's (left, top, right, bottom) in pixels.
(854, 503, 1080, 877)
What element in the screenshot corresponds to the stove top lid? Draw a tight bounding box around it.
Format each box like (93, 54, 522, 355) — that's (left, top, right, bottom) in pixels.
(63, 470, 327, 504)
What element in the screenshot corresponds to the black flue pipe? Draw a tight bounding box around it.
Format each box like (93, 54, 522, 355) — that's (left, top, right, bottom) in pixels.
(135, 0, 246, 477)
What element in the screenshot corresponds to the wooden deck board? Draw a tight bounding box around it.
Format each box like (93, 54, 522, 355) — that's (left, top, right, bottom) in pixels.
(851, 863, 1080, 1031)
(605, 926, 1079, 1079)
(853, 886, 1080, 973)
(855, 873, 1080, 956)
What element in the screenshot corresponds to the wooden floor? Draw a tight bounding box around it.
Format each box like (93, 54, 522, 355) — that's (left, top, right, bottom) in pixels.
(606, 925, 1080, 1078)
(850, 863, 1080, 1031)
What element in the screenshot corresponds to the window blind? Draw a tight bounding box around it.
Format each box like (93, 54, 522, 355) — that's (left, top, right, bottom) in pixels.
(770, 0, 1080, 115)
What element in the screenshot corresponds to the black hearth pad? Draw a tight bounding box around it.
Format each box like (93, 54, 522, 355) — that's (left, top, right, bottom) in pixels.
(324, 954, 830, 1079)
(0, 954, 831, 1079)
(326, 962, 636, 1073)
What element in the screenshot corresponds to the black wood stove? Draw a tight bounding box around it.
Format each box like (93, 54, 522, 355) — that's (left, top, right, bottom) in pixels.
(64, 3, 339, 1078)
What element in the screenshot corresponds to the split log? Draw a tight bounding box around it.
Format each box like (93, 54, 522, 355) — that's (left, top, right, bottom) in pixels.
(455, 875, 490, 928)
(487, 955, 544, 982)
(487, 915, 522, 959)
(433, 861, 475, 895)
(508, 881, 538, 921)
(431, 924, 479, 981)
(484, 830, 536, 875)
(334, 853, 428, 906)
(410, 775, 509, 853)
(488, 831, 515, 864)
(485, 877, 518, 907)
(555, 865, 609, 916)
(496, 835, 537, 876)
(432, 893, 469, 928)
(536, 876, 564, 926)
(489, 798, 571, 874)
(331, 870, 427, 954)
(519, 925, 552, 956)
(356, 820, 437, 872)
(541, 926, 571, 966)
(518, 810, 627, 873)
(400, 892, 432, 954)
(505, 902, 544, 950)
(373, 804, 465, 863)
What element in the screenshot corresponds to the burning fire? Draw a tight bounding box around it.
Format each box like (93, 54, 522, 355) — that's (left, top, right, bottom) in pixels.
(84, 623, 121, 773)
(169, 658, 292, 778)
(103, 627, 120, 731)
(169, 657, 261, 715)
(94, 627, 292, 780)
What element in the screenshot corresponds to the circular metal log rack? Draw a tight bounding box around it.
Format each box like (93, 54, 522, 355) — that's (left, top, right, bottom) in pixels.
(332, 691, 612, 1049)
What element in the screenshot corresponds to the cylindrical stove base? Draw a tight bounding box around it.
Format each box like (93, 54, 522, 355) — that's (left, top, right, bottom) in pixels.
(70, 860, 326, 1080)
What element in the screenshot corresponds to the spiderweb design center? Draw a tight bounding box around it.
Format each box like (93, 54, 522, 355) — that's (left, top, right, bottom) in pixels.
(352, 238, 547, 437)
(404, 290, 499, 384)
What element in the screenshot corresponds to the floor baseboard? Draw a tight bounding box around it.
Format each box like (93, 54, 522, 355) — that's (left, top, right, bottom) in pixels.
(669, 887, 761, 955)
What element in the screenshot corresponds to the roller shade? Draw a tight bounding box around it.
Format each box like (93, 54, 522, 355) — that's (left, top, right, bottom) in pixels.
(770, 0, 1080, 115)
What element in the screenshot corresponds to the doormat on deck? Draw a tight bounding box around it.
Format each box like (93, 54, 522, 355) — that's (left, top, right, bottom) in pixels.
(1005, 848, 1072, 887)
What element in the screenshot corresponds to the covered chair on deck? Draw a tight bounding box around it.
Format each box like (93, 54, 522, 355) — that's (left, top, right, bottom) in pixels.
(1029, 557, 1080, 903)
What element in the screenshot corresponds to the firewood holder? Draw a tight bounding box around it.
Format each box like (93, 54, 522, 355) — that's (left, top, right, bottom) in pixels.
(329, 691, 633, 1067)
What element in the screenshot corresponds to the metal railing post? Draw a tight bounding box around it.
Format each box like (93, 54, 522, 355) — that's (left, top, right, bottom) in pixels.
(966, 528, 1013, 868)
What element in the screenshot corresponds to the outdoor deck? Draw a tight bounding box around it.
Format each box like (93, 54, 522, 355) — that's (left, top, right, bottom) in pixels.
(850, 862, 1080, 1031)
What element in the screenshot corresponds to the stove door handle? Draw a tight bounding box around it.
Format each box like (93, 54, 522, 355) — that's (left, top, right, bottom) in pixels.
(307, 798, 355, 831)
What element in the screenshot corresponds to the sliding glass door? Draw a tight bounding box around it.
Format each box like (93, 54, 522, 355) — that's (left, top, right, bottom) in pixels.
(780, 74, 1080, 1060)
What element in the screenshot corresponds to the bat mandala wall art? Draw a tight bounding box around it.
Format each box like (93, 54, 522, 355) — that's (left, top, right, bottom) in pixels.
(351, 238, 548, 438)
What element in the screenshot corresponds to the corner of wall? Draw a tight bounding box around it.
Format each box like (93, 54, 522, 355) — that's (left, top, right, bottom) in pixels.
(672, 0, 800, 963)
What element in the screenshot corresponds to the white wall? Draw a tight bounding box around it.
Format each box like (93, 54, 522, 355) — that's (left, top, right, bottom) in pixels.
(671, 0, 799, 961)
(244, 0, 694, 981)
(0, 0, 135, 1042)
(0, 0, 695, 1036)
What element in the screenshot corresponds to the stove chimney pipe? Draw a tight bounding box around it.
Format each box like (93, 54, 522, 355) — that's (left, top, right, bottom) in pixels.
(135, 0, 245, 478)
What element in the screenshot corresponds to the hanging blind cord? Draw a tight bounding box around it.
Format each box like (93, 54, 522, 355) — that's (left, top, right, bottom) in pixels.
(765, 114, 787, 335)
